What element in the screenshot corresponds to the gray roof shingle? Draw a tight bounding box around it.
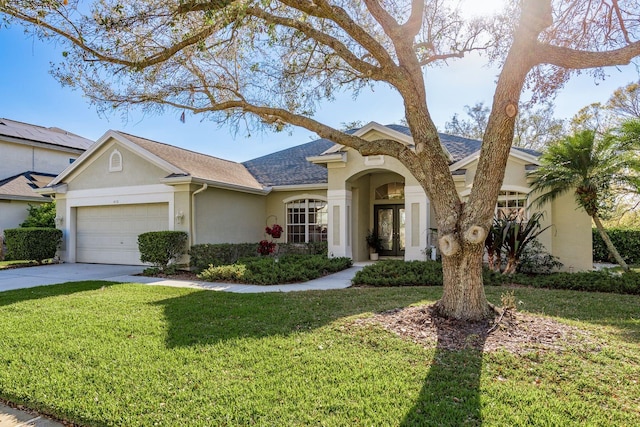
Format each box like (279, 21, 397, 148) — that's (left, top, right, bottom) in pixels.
(243, 138, 335, 187)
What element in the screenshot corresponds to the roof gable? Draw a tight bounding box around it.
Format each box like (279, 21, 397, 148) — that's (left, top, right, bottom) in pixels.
(48, 131, 263, 191)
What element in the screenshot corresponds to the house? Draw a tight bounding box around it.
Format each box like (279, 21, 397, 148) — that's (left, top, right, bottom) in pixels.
(0, 118, 93, 235)
(41, 122, 592, 270)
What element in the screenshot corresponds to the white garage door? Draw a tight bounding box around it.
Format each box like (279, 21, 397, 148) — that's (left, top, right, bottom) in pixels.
(76, 203, 169, 265)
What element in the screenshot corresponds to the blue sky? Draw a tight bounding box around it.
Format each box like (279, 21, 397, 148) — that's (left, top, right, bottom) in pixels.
(1, 23, 638, 162)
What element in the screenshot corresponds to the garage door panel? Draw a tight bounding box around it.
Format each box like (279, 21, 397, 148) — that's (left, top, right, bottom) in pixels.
(76, 203, 169, 265)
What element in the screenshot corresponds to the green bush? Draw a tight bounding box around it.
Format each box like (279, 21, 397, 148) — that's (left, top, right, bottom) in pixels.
(593, 228, 640, 264)
(197, 254, 352, 285)
(138, 231, 188, 271)
(20, 202, 56, 228)
(352, 260, 640, 295)
(3, 228, 62, 264)
(190, 241, 329, 272)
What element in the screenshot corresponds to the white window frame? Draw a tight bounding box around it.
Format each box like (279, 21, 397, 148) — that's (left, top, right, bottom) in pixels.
(285, 197, 328, 243)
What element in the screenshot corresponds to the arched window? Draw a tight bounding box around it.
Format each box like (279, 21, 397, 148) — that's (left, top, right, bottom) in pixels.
(109, 149, 123, 172)
(286, 199, 328, 243)
(375, 182, 405, 200)
(496, 191, 528, 220)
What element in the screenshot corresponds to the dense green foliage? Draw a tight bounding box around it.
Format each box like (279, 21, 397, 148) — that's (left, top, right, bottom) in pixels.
(189, 242, 328, 272)
(20, 202, 56, 228)
(354, 260, 640, 295)
(3, 228, 62, 264)
(0, 282, 638, 426)
(138, 231, 188, 271)
(198, 254, 352, 285)
(593, 227, 640, 264)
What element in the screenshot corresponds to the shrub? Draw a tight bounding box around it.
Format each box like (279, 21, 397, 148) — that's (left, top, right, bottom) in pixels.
(20, 201, 56, 228)
(190, 241, 329, 272)
(593, 228, 640, 264)
(3, 228, 62, 264)
(516, 240, 563, 274)
(138, 231, 188, 271)
(198, 264, 247, 282)
(190, 243, 258, 272)
(353, 260, 640, 295)
(197, 254, 352, 285)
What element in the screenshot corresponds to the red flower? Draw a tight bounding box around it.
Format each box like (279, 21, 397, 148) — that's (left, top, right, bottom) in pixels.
(265, 224, 283, 239)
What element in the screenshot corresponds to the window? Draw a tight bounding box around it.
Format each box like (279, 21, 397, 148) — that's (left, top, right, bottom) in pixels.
(286, 199, 328, 243)
(496, 191, 528, 220)
(109, 149, 123, 172)
(375, 182, 405, 200)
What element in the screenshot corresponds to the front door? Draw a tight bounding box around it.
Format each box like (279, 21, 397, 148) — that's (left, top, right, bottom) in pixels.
(374, 205, 405, 257)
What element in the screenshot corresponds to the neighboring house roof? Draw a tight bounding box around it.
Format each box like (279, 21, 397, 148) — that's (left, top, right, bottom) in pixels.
(0, 118, 93, 151)
(0, 171, 56, 201)
(117, 132, 264, 190)
(243, 138, 335, 187)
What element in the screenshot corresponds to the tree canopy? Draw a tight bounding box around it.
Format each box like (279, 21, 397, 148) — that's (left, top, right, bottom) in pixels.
(3, 0, 640, 320)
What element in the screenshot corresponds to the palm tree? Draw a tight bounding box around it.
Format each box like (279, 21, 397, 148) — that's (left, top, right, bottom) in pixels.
(529, 129, 640, 272)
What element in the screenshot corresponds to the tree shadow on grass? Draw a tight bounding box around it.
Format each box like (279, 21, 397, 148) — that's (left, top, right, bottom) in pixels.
(153, 287, 432, 348)
(401, 312, 488, 427)
(0, 281, 118, 307)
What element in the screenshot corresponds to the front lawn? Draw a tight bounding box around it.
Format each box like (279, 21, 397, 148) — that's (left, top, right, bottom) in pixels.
(0, 282, 638, 426)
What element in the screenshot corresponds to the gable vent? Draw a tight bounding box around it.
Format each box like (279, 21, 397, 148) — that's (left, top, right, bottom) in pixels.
(109, 149, 123, 172)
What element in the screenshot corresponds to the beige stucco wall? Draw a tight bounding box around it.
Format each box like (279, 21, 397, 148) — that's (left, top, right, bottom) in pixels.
(0, 200, 41, 236)
(0, 139, 82, 178)
(65, 140, 168, 190)
(194, 187, 266, 244)
(550, 192, 593, 271)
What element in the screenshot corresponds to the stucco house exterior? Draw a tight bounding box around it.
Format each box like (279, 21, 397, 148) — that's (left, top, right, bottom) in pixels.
(41, 122, 592, 270)
(0, 118, 93, 235)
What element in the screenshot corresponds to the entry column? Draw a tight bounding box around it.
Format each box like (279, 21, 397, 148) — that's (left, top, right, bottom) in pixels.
(327, 189, 352, 258)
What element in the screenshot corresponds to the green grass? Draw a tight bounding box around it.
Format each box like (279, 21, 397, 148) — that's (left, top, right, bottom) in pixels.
(0, 282, 638, 426)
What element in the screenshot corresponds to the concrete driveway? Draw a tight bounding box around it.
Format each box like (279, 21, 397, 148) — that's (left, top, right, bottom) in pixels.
(0, 263, 143, 292)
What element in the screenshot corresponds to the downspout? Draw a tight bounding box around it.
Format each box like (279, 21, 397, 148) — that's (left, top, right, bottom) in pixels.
(190, 183, 208, 246)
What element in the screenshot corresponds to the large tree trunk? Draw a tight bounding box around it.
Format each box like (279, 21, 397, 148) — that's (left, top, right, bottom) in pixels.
(593, 215, 629, 272)
(435, 242, 491, 321)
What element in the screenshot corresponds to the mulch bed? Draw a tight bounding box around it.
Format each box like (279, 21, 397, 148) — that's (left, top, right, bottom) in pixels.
(356, 304, 603, 354)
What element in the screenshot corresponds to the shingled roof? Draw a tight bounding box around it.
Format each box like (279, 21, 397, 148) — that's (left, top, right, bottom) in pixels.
(0, 118, 93, 151)
(115, 132, 264, 191)
(243, 138, 335, 187)
(243, 124, 540, 187)
(0, 171, 56, 201)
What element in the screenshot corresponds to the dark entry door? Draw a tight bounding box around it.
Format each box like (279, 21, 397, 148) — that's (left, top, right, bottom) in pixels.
(374, 205, 405, 257)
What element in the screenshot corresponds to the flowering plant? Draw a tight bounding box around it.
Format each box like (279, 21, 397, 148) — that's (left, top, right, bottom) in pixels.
(257, 240, 277, 256)
(265, 224, 283, 239)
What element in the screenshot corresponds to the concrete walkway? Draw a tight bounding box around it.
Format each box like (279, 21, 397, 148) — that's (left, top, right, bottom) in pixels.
(0, 261, 366, 426)
(0, 262, 367, 293)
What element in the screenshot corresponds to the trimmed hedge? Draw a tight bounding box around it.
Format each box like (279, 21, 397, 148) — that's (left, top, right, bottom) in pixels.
(189, 241, 328, 272)
(593, 228, 640, 264)
(3, 228, 62, 263)
(353, 260, 640, 295)
(138, 231, 188, 271)
(197, 254, 352, 285)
